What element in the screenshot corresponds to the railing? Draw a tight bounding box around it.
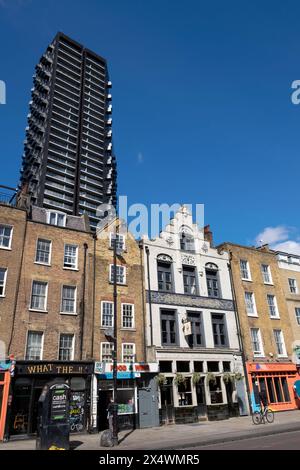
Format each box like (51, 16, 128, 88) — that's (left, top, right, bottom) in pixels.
(0, 186, 17, 206)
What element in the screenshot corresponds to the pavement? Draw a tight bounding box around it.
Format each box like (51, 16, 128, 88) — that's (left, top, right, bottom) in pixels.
(1, 410, 300, 450)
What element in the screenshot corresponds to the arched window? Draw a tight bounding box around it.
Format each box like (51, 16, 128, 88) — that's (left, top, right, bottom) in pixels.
(157, 254, 173, 292)
(205, 263, 220, 298)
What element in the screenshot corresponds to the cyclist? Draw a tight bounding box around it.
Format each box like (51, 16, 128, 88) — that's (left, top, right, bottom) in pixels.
(258, 389, 268, 413)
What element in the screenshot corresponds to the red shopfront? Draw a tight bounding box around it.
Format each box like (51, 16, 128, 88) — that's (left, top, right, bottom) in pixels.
(0, 359, 14, 441)
(247, 362, 300, 412)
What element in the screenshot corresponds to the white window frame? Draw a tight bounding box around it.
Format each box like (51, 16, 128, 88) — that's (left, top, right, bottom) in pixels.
(261, 264, 273, 284)
(295, 308, 300, 325)
(244, 291, 258, 317)
(250, 328, 264, 357)
(288, 278, 298, 294)
(273, 329, 287, 357)
(109, 232, 126, 251)
(25, 330, 44, 360)
(240, 259, 251, 281)
(35, 238, 52, 265)
(121, 303, 135, 329)
(0, 224, 13, 250)
(63, 244, 78, 270)
(47, 210, 66, 227)
(58, 333, 75, 361)
(0, 268, 7, 297)
(122, 343, 136, 363)
(29, 280, 48, 312)
(60, 285, 77, 315)
(267, 294, 280, 319)
(101, 301, 114, 327)
(109, 264, 126, 285)
(100, 342, 113, 362)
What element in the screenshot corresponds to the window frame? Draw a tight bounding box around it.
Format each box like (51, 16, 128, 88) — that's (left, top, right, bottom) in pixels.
(182, 265, 198, 295)
(109, 232, 126, 251)
(261, 264, 273, 284)
(288, 278, 298, 294)
(60, 285, 77, 315)
(100, 342, 113, 362)
(206, 268, 221, 299)
(0, 224, 13, 250)
(121, 303, 135, 329)
(0, 267, 7, 297)
(35, 238, 52, 266)
(29, 280, 48, 312)
(25, 330, 44, 360)
(267, 294, 280, 319)
(109, 264, 126, 285)
(244, 291, 258, 317)
(240, 259, 251, 281)
(101, 301, 114, 327)
(187, 311, 205, 347)
(160, 309, 177, 346)
(63, 243, 78, 270)
(157, 261, 173, 292)
(211, 313, 229, 348)
(58, 333, 75, 361)
(295, 307, 300, 325)
(273, 329, 287, 357)
(250, 327, 264, 357)
(122, 343, 136, 363)
(47, 210, 66, 227)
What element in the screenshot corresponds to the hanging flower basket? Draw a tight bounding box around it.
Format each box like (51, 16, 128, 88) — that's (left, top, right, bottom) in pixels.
(234, 372, 243, 381)
(223, 372, 234, 384)
(174, 373, 187, 387)
(192, 372, 201, 385)
(206, 372, 217, 384)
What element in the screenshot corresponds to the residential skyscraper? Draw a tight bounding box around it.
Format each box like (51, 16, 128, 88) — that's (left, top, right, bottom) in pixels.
(20, 32, 117, 229)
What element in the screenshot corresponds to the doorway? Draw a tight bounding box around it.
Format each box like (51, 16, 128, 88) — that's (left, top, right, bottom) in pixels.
(196, 377, 207, 418)
(98, 390, 112, 431)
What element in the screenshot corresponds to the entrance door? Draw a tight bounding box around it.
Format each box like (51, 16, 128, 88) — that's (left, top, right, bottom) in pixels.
(138, 379, 159, 428)
(98, 390, 112, 431)
(160, 378, 174, 424)
(196, 377, 207, 418)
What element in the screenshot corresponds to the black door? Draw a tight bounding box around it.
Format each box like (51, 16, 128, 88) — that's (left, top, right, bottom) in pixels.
(98, 390, 112, 431)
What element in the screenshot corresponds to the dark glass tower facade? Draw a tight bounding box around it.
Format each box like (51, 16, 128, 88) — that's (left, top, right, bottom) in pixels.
(20, 32, 117, 229)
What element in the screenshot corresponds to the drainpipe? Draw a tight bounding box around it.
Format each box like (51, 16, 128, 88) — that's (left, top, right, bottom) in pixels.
(139, 240, 147, 361)
(145, 246, 153, 347)
(227, 251, 252, 414)
(91, 234, 97, 359)
(80, 243, 88, 359)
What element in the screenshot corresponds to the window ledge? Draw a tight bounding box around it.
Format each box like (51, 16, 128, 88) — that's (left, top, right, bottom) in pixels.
(270, 316, 280, 320)
(63, 267, 79, 271)
(247, 313, 258, 318)
(264, 282, 274, 286)
(242, 278, 252, 282)
(29, 309, 48, 313)
(34, 262, 51, 267)
(109, 282, 128, 287)
(0, 247, 12, 251)
(0, 294, 6, 298)
(120, 328, 136, 332)
(59, 312, 78, 316)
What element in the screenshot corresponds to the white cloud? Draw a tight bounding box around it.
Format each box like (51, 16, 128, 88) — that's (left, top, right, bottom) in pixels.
(255, 225, 300, 255)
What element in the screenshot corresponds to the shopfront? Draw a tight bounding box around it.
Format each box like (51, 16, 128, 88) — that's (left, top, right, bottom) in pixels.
(0, 359, 14, 441)
(247, 362, 300, 412)
(94, 362, 159, 431)
(9, 361, 93, 438)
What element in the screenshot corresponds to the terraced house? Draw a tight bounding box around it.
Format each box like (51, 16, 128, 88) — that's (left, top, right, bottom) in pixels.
(219, 242, 299, 412)
(143, 207, 248, 425)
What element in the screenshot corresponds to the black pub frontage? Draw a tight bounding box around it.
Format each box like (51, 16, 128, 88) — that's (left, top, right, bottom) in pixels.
(8, 361, 93, 438)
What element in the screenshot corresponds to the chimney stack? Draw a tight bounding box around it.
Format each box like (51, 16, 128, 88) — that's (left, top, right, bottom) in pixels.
(204, 225, 213, 247)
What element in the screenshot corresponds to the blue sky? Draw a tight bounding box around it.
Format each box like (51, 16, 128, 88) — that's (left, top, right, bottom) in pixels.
(0, 0, 300, 250)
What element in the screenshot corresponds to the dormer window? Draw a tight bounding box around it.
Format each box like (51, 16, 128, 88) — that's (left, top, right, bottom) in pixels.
(47, 211, 66, 227)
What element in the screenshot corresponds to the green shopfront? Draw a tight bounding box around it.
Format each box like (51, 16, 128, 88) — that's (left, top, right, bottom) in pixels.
(9, 361, 93, 438)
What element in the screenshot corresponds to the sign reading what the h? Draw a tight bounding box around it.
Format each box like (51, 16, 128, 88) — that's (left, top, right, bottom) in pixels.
(0, 80, 6, 104)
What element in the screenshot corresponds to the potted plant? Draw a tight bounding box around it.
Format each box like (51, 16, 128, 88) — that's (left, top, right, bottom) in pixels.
(234, 372, 243, 381)
(156, 374, 166, 387)
(206, 372, 217, 385)
(223, 372, 233, 384)
(174, 373, 186, 387)
(192, 372, 201, 385)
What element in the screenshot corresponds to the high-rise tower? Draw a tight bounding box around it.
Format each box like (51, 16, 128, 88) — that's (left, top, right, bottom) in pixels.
(20, 32, 117, 229)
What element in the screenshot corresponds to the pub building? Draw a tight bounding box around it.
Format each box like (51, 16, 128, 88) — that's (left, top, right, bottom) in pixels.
(93, 362, 159, 431)
(8, 361, 93, 437)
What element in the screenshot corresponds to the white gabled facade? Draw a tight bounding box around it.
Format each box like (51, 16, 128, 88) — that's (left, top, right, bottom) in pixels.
(143, 207, 248, 423)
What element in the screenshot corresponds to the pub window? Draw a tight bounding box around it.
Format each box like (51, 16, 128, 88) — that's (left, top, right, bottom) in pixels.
(211, 313, 228, 347)
(157, 261, 173, 292)
(160, 310, 177, 345)
(176, 361, 190, 373)
(178, 377, 192, 406)
(209, 376, 223, 404)
(26, 331, 43, 360)
(207, 361, 219, 372)
(159, 361, 173, 373)
(206, 266, 220, 298)
(183, 266, 198, 295)
(59, 334, 74, 361)
(194, 361, 203, 372)
(187, 311, 204, 347)
(223, 361, 231, 372)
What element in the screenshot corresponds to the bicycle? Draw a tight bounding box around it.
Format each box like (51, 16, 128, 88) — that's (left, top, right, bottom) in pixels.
(252, 405, 274, 425)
